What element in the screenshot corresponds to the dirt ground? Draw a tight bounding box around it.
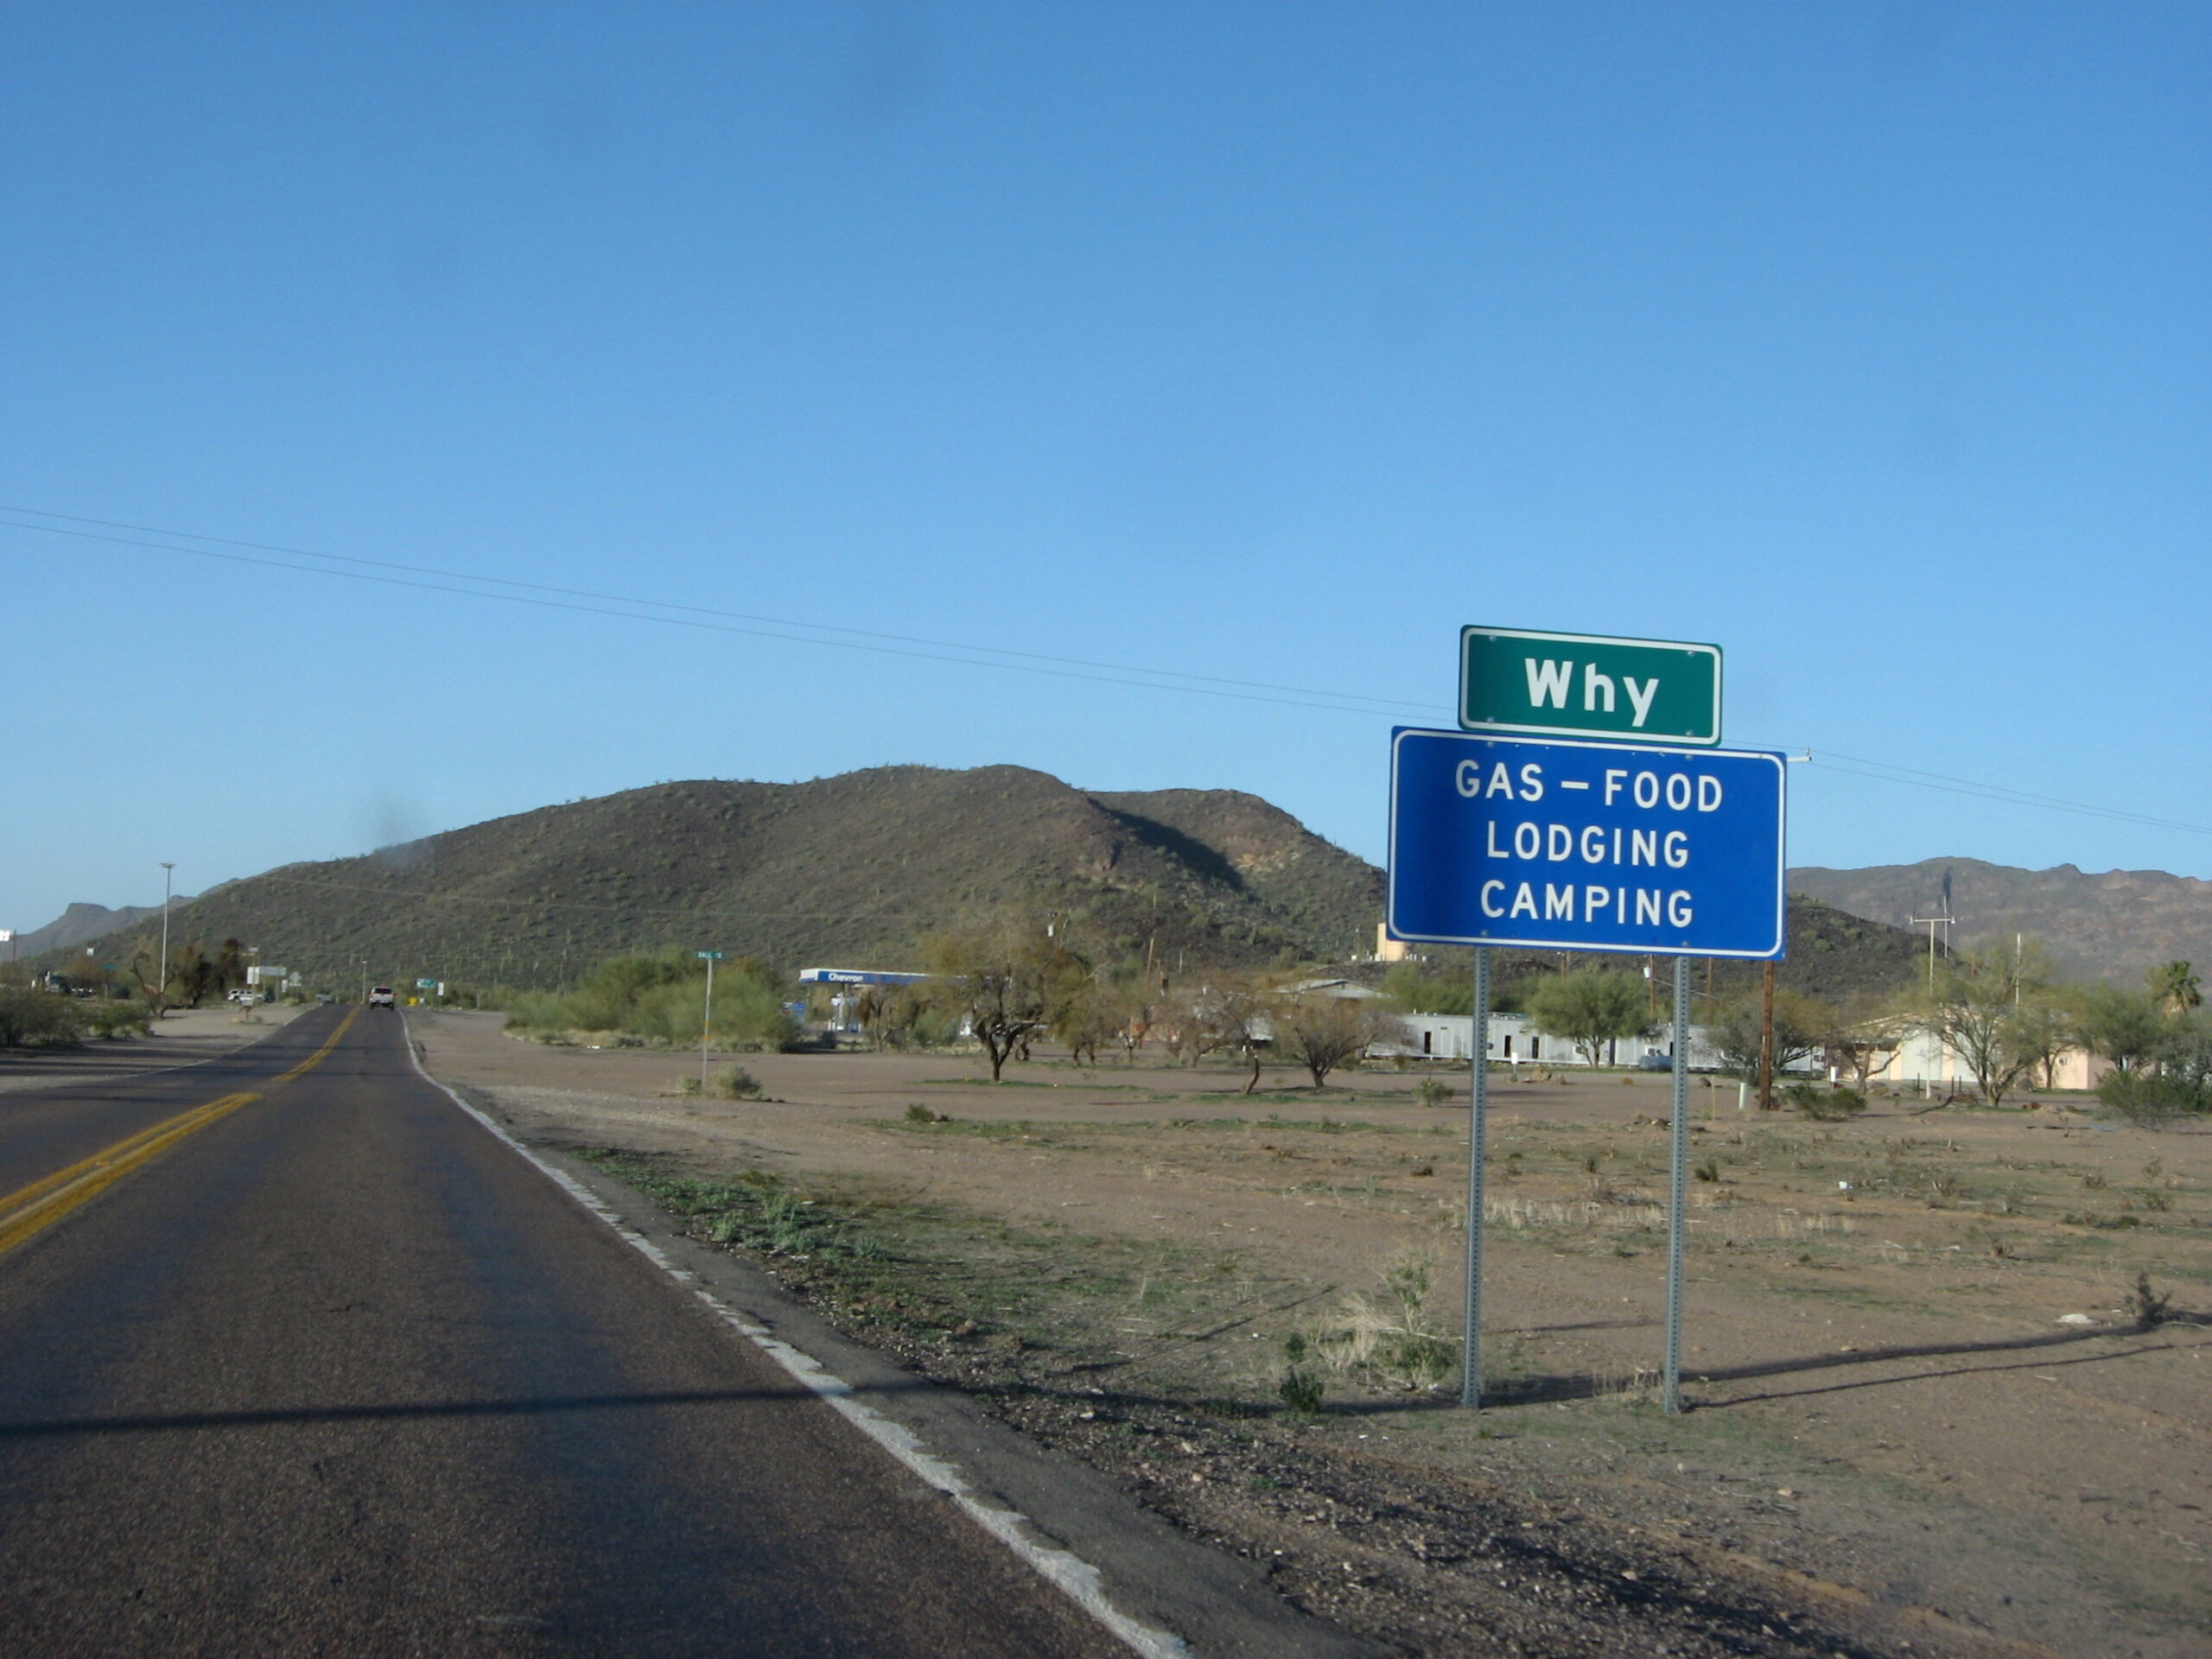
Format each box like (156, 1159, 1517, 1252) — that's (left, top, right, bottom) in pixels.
(0, 1001, 306, 1094)
(416, 1012, 2211, 1659)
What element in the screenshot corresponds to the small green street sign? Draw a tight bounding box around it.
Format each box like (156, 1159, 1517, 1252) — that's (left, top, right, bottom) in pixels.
(1459, 626, 1721, 746)
(416, 978, 438, 989)
(696, 950, 726, 961)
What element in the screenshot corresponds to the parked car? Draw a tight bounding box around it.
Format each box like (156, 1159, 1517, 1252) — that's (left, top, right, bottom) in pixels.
(368, 986, 396, 1008)
(1636, 1049, 1673, 1071)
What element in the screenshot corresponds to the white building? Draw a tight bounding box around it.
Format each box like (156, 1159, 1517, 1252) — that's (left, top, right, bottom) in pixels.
(1384, 1012, 1745, 1070)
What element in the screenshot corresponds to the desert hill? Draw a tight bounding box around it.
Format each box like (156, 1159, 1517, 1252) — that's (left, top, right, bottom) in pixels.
(58, 766, 1386, 990)
(32, 762, 1941, 1007)
(1787, 857, 2212, 984)
(12, 899, 183, 957)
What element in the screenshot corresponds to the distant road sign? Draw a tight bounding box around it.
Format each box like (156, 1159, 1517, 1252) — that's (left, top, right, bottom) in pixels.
(416, 978, 437, 989)
(1389, 728, 1785, 958)
(696, 950, 726, 962)
(1460, 626, 1721, 746)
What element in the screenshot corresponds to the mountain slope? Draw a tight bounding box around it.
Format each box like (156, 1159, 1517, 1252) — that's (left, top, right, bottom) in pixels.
(54, 766, 1383, 989)
(1788, 857, 2212, 983)
(11, 901, 183, 957)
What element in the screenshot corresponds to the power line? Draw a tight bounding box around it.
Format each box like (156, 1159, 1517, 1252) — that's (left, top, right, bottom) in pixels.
(0, 507, 1442, 720)
(8, 503, 2208, 842)
(1797, 753, 2212, 838)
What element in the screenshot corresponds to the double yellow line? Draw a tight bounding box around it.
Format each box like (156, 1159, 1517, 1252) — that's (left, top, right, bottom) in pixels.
(0, 1005, 360, 1258)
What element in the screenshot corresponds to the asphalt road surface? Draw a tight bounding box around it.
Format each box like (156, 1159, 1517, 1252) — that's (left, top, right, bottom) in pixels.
(0, 1005, 1131, 1656)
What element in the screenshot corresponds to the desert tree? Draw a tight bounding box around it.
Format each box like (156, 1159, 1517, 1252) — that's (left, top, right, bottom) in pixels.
(2006, 995, 2079, 1090)
(1821, 992, 1913, 1090)
(1271, 991, 1406, 1090)
(1913, 942, 2059, 1109)
(1378, 960, 1474, 1016)
(1185, 976, 1278, 1093)
(1046, 973, 1127, 1065)
(2076, 983, 2171, 1075)
(1707, 988, 1834, 1090)
(918, 915, 1053, 1082)
(214, 938, 250, 995)
(1527, 969, 1657, 1068)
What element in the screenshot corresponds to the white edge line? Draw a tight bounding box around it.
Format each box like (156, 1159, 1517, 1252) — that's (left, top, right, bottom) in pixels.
(400, 1020, 1191, 1659)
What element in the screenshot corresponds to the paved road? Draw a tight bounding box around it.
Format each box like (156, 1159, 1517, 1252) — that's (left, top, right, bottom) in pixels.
(0, 1006, 1128, 1656)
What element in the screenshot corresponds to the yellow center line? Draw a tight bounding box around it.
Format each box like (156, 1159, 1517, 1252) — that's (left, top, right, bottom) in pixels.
(271, 1005, 362, 1081)
(0, 1005, 361, 1258)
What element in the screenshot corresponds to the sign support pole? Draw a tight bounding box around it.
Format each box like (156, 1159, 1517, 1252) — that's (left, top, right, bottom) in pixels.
(1664, 954, 1691, 1414)
(1461, 945, 1491, 1408)
(701, 955, 715, 1091)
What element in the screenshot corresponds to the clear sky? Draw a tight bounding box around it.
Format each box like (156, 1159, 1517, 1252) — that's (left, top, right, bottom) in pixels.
(4, 3, 2209, 932)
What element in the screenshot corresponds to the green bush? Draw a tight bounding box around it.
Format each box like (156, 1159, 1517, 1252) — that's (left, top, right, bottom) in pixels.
(500, 951, 801, 1050)
(1412, 1077, 1452, 1108)
(1785, 1081, 1866, 1121)
(86, 1001, 150, 1040)
(1277, 1332, 1325, 1414)
(2097, 1069, 2202, 1126)
(715, 1065, 764, 1100)
(0, 990, 86, 1049)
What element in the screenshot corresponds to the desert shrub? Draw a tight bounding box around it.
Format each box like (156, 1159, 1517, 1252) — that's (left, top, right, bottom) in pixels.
(714, 1065, 764, 1100)
(1785, 1082, 1866, 1121)
(86, 1001, 150, 1039)
(502, 991, 575, 1033)
(2097, 1068, 2203, 1127)
(1412, 1077, 1452, 1108)
(1299, 1250, 1455, 1394)
(500, 952, 800, 1050)
(0, 990, 85, 1049)
(2124, 1272, 2173, 1328)
(1277, 1332, 1325, 1414)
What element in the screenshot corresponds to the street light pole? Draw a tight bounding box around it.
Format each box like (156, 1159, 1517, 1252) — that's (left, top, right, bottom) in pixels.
(157, 862, 175, 1014)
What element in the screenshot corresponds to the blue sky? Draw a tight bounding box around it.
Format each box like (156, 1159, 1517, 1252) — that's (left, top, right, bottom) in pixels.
(4, 3, 2209, 931)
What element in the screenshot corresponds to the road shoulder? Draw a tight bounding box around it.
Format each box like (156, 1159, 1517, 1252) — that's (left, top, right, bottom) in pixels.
(421, 1061, 1382, 1659)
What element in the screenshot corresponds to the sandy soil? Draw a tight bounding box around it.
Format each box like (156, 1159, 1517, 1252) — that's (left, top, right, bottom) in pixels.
(0, 1001, 308, 1093)
(418, 1012, 2211, 1659)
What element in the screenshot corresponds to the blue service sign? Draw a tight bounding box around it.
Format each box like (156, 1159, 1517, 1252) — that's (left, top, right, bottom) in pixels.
(1389, 728, 1786, 959)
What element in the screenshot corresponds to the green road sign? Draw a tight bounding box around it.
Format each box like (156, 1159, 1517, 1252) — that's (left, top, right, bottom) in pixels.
(416, 978, 437, 989)
(696, 950, 726, 961)
(1460, 626, 1721, 746)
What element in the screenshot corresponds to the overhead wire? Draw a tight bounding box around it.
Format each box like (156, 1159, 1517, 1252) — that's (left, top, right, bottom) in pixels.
(6, 504, 2207, 842)
(0, 506, 1442, 719)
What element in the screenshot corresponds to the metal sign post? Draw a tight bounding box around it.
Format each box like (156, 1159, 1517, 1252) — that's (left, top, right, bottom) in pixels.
(696, 950, 726, 1089)
(1389, 718, 1786, 1413)
(1664, 956, 1691, 1414)
(1463, 946, 1491, 1408)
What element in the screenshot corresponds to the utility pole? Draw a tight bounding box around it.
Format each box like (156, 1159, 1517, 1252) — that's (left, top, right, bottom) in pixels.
(1907, 911, 1961, 992)
(157, 862, 175, 1014)
(1757, 959, 1777, 1110)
